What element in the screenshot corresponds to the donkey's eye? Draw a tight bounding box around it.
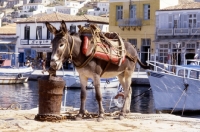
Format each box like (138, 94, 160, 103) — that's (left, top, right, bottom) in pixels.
(60, 44, 64, 47)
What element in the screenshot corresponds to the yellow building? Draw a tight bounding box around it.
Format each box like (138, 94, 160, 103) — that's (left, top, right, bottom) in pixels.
(109, 0, 179, 63)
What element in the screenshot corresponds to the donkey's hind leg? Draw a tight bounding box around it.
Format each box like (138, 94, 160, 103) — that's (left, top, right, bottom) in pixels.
(76, 75, 88, 120)
(117, 71, 132, 119)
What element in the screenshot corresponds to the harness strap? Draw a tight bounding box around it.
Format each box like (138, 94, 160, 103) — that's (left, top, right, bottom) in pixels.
(125, 52, 137, 63)
(75, 46, 96, 68)
(69, 36, 74, 61)
(100, 61, 111, 77)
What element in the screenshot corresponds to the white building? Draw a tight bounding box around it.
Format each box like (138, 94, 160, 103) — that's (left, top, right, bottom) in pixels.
(19, 3, 46, 17)
(46, 7, 56, 14)
(87, 1, 109, 16)
(65, 0, 90, 9)
(55, 6, 79, 15)
(33, 0, 51, 5)
(15, 12, 109, 67)
(155, 2, 200, 65)
(65, 1, 81, 8)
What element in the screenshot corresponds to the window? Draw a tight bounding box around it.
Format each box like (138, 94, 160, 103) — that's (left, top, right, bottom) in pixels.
(130, 5, 136, 19)
(190, 70, 199, 79)
(178, 69, 188, 77)
(144, 4, 150, 20)
(142, 39, 151, 46)
(158, 44, 169, 63)
(173, 15, 178, 28)
(24, 26, 30, 39)
(128, 39, 137, 47)
(47, 30, 53, 40)
(36, 26, 42, 40)
(116, 6, 123, 20)
(188, 14, 196, 28)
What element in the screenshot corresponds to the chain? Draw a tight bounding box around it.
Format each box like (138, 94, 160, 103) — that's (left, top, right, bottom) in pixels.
(0, 103, 21, 110)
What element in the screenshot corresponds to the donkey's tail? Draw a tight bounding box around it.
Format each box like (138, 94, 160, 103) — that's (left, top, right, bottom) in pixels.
(137, 58, 150, 69)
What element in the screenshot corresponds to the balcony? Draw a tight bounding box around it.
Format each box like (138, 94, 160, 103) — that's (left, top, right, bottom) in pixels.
(20, 39, 51, 45)
(174, 28, 189, 36)
(118, 18, 142, 30)
(157, 29, 173, 36)
(191, 28, 200, 35)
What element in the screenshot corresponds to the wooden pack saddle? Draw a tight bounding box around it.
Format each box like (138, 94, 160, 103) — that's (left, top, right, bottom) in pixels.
(78, 24, 126, 66)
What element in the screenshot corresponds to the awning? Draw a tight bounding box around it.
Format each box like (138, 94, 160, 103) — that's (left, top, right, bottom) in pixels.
(31, 47, 52, 52)
(0, 38, 17, 44)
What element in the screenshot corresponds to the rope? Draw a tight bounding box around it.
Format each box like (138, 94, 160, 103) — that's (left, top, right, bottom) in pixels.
(132, 87, 152, 105)
(170, 83, 188, 114)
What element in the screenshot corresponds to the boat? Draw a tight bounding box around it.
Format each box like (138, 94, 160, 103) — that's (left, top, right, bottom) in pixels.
(146, 60, 200, 113)
(0, 59, 34, 84)
(63, 74, 119, 88)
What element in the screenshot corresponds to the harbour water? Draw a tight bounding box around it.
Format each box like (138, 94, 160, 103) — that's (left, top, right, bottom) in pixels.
(0, 81, 155, 113)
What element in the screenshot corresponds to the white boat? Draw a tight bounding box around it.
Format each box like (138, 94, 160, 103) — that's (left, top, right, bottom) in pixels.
(63, 74, 119, 88)
(146, 60, 200, 113)
(0, 60, 34, 84)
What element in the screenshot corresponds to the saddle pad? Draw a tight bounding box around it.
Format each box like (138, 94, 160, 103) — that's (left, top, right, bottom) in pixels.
(82, 36, 125, 65)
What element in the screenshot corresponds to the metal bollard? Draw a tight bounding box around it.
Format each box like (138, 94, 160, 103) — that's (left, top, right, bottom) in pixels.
(35, 75, 65, 122)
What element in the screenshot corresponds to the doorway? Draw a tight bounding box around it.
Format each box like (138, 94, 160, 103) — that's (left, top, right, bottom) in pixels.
(185, 53, 195, 64)
(141, 46, 150, 64)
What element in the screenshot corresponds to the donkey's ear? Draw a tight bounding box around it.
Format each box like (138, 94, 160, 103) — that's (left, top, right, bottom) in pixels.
(60, 20, 68, 34)
(45, 21, 57, 35)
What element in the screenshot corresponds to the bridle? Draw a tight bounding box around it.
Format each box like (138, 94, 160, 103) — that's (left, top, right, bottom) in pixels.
(53, 34, 74, 69)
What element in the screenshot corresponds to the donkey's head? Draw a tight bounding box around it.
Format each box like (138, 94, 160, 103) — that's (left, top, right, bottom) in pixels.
(46, 20, 71, 70)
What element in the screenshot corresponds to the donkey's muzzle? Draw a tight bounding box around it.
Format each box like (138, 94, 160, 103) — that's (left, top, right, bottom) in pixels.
(50, 60, 57, 70)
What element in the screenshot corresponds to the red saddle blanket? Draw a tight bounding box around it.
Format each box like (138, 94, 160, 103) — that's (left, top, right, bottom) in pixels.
(82, 36, 125, 65)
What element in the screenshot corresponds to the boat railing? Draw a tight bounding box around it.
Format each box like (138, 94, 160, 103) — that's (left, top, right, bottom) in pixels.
(185, 59, 200, 65)
(146, 60, 200, 79)
(146, 61, 175, 74)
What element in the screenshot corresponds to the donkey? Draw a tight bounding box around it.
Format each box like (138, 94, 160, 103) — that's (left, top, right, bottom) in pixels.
(46, 21, 149, 120)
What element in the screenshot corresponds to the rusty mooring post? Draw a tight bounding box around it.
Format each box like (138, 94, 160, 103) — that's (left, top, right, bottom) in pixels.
(35, 75, 65, 122)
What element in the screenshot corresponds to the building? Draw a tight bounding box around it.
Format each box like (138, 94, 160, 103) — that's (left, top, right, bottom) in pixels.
(32, 0, 51, 5)
(55, 6, 79, 15)
(87, 1, 109, 16)
(6, 0, 20, 8)
(155, 2, 200, 65)
(109, 0, 179, 64)
(15, 12, 109, 67)
(19, 3, 46, 18)
(0, 23, 17, 65)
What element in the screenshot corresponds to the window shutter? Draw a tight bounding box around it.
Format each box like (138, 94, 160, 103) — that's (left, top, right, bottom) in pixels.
(183, 14, 188, 28)
(197, 13, 200, 27)
(168, 15, 173, 28)
(144, 5, 148, 20)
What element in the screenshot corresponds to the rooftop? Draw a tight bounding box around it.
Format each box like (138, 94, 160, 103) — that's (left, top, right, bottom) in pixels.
(23, 3, 44, 6)
(159, 2, 200, 11)
(0, 23, 16, 35)
(16, 12, 109, 24)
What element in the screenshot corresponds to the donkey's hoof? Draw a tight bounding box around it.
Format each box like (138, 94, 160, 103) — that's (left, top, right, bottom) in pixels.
(119, 115, 124, 120)
(75, 114, 82, 120)
(97, 117, 104, 122)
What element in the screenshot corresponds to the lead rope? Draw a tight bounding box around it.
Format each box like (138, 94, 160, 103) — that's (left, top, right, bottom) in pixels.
(170, 83, 188, 115)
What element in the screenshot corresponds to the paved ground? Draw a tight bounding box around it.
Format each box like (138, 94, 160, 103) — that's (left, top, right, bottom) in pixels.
(0, 109, 200, 132)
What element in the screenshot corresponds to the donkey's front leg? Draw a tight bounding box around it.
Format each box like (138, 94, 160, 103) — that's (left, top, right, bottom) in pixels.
(76, 75, 88, 120)
(93, 77, 104, 121)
